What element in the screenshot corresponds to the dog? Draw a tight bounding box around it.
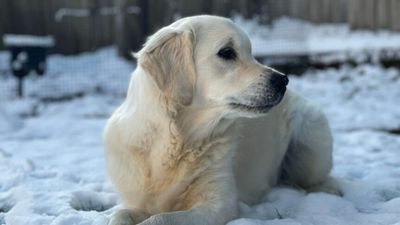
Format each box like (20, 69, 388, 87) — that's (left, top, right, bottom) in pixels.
(104, 15, 340, 225)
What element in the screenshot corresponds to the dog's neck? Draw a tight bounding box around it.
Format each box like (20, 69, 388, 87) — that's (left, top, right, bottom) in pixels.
(178, 106, 236, 144)
(126, 69, 238, 162)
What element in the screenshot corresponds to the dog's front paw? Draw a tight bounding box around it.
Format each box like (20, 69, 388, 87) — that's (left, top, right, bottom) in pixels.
(306, 176, 343, 196)
(138, 211, 205, 225)
(138, 212, 184, 225)
(109, 209, 149, 225)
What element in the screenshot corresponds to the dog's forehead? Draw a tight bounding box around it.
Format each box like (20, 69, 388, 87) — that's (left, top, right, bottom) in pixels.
(173, 16, 251, 50)
(196, 18, 251, 50)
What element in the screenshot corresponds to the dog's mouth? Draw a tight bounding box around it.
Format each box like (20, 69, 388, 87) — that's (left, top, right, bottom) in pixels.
(229, 91, 285, 114)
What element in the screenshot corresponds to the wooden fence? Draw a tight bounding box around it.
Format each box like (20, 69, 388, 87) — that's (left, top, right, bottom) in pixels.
(348, 0, 400, 30)
(0, 0, 116, 54)
(0, 0, 400, 56)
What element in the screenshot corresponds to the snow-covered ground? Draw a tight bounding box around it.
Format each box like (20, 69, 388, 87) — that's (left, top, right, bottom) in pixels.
(1, 19, 400, 225)
(0, 48, 132, 225)
(235, 17, 400, 64)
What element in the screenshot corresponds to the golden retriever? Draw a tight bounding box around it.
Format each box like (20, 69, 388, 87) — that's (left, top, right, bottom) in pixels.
(104, 15, 340, 225)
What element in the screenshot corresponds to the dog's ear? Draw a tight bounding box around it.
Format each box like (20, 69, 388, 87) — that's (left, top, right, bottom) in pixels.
(137, 26, 196, 106)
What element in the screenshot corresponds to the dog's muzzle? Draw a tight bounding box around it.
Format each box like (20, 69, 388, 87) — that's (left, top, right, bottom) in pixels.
(230, 72, 289, 113)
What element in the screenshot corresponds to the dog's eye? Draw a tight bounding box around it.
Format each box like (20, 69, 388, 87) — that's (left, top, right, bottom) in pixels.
(217, 47, 237, 60)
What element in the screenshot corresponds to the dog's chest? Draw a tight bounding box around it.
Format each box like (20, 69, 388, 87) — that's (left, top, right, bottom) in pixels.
(134, 135, 232, 213)
(136, 153, 207, 213)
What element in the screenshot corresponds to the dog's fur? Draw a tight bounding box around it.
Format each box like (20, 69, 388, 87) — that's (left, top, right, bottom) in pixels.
(104, 15, 340, 225)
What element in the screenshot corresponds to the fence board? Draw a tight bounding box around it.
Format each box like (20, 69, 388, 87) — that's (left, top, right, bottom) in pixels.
(96, 0, 115, 47)
(376, 0, 390, 29)
(348, 0, 376, 29)
(212, 0, 234, 17)
(308, 0, 321, 23)
(347, 0, 362, 29)
(390, 0, 400, 31)
(318, 0, 333, 23)
(4, 0, 47, 35)
(289, 0, 309, 21)
(261, 0, 283, 22)
(0, 0, 5, 49)
(366, 0, 376, 29)
(178, 0, 212, 17)
(331, 0, 346, 23)
(115, 0, 146, 58)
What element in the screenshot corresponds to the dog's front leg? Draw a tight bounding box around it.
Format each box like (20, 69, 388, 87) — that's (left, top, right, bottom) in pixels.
(138, 204, 238, 225)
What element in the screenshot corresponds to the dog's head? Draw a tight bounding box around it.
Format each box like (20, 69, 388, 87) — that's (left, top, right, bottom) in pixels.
(136, 15, 288, 119)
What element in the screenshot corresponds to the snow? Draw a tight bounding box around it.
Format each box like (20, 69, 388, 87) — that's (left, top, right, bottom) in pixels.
(3, 35, 55, 48)
(0, 48, 133, 101)
(55, 9, 91, 22)
(1, 19, 400, 225)
(289, 65, 400, 131)
(55, 6, 141, 22)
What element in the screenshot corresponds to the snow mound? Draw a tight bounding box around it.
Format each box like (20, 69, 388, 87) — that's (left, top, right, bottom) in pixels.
(289, 64, 400, 131)
(0, 106, 22, 134)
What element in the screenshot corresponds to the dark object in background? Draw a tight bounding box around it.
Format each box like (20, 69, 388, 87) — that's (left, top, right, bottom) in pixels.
(10, 46, 47, 77)
(2, 35, 54, 97)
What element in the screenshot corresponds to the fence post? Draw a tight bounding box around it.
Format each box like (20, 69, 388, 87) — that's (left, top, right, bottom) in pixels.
(115, 0, 145, 59)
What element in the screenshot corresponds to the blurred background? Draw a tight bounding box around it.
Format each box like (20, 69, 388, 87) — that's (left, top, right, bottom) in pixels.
(1, 0, 400, 99)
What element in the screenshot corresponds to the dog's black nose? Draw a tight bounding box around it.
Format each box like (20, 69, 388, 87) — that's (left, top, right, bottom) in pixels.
(269, 72, 289, 89)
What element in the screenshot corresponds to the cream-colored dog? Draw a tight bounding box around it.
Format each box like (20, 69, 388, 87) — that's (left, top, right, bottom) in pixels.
(104, 15, 340, 225)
